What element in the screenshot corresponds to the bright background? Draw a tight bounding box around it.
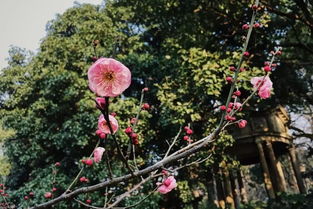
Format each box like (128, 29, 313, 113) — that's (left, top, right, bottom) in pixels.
(0, 0, 103, 69)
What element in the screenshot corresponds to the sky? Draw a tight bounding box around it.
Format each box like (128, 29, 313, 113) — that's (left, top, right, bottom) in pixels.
(0, 0, 103, 69)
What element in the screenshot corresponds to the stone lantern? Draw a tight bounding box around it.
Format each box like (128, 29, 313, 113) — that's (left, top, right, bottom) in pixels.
(213, 106, 306, 208)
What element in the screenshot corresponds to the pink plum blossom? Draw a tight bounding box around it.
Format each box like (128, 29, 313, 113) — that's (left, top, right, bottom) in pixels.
(98, 114, 119, 134)
(88, 58, 131, 97)
(93, 147, 105, 163)
(238, 120, 247, 128)
(250, 76, 273, 99)
(157, 176, 177, 194)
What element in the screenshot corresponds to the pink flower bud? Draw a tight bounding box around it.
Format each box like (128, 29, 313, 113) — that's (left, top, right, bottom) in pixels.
(96, 129, 102, 136)
(142, 103, 150, 110)
(29, 192, 34, 197)
(93, 147, 105, 163)
(228, 103, 234, 108)
(95, 97, 106, 109)
(130, 133, 138, 140)
(80, 177, 89, 183)
(186, 129, 193, 135)
(233, 90, 241, 96)
(251, 5, 258, 10)
(220, 105, 227, 111)
(242, 24, 249, 30)
(132, 138, 139, 145)
(86, 199, 92, 204)
(226, 108, 232, 113)
(184, 126, 189, 131)
(110, 112, 117, 117)
(124, 127, 133, 135)
(24, 196, 29, 200)
(85, 159, 93, 166)
(143, 87, 149, 92)
(253, 23, 261, 28)
(243, 51, 250, 57)
(44, 192, 52, 199)
(263, 66, 271, 72)
(276, 51, 282, 56)
(52, 187, 57, 192)
(226, 77, 233, 83)
(55, 162, 61, 167)
(238, 120, 247, 128)
(183, 136, 189, 141)
(99, 132, 106, 139)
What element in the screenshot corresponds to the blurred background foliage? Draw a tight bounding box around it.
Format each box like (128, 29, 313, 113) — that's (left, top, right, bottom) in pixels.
(0, 0, 312, 208)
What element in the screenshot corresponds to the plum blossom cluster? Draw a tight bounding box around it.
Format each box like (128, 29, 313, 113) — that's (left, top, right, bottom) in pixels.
(183, 126, 194, 142)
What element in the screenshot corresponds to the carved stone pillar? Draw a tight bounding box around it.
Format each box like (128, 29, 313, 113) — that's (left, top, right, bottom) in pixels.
(256, 139, 275, 199)
(264, 140, 287, 192)
(288, 145, 306, 194)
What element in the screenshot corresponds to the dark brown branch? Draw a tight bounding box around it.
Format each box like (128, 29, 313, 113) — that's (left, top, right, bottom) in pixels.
(30, 129, 220, 209)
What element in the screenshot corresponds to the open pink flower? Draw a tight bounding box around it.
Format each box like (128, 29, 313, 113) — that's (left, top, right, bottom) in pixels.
(98, 115, 119, 134)
(88, 58, 131, 97)
(157, 176, 177, 194)
(250, 76, 273, 99)
(93, 147, 105, 163)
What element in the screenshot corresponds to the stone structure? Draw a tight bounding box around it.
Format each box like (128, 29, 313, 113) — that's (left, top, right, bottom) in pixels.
(213, 106, 306, 209)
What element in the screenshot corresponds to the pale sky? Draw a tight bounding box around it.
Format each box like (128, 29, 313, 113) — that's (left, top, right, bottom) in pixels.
(0, 0, 103, 69)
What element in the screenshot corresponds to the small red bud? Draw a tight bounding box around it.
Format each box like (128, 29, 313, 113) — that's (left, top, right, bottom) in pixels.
(226, 108, 232, 113)
(263, 66, 271, 72)
(229, 66, 236, 71)
(143, 87, 149, 92)
(99, 132, 106, 139)
(142, 103, 150, 110)
(86, 199, 92, 204)
(130, 133, 138, 140)
(251, 5, 259, 10)
(162, 170, 169, 175)
(80, 177, 89, 183)
(253, 23, 260, 28)
(243, 51, 250, 57)
(52, 187, 57, 192)
(183, 136, 190, 141)
(238, 120, 248, 128)
(184, 126, 189, 131)
(124, 127, 133, 135)
(226, 77, 233, 83)
(85, 159, 93, 166)
(242, 24, 249, 30)
(228, 103, 234, 108)
(276, 51, 282, 56)
(220, 105, 227, 111)
(55, 162, 61, 167)
(132, 138, 139, 145)
(186, 129, 193, 135)
(29, 192, 34, 197)
(233, 90, 241, 96)
(24, 196, 29, 200)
